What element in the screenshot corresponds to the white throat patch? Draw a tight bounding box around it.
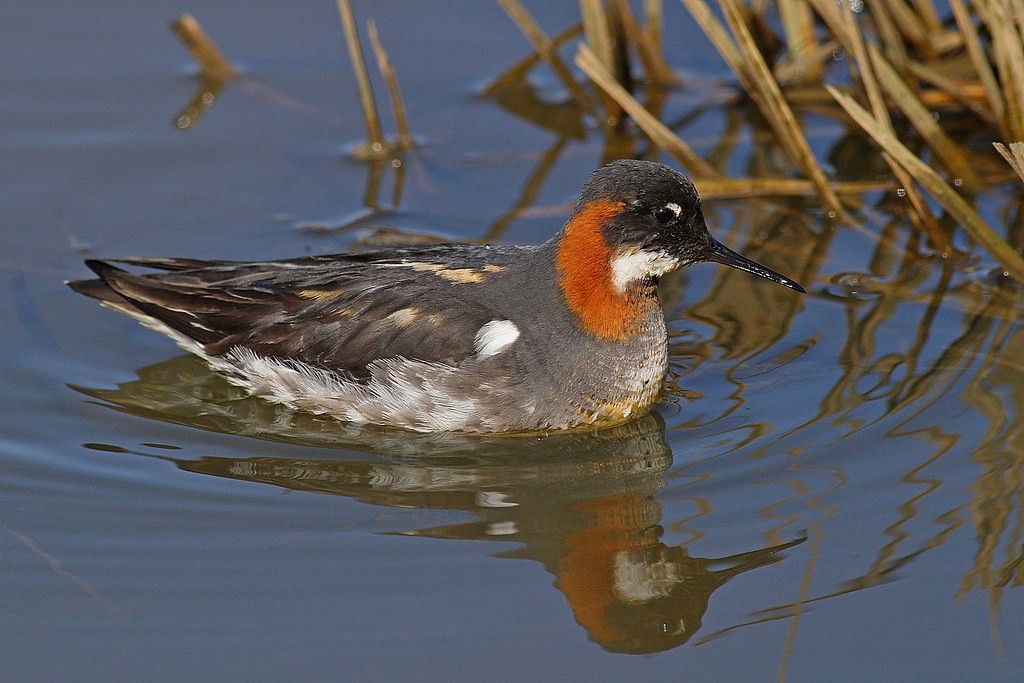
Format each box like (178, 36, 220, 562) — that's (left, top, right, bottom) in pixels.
(610, 249, 679, 292)
(474, 319, 520, 357)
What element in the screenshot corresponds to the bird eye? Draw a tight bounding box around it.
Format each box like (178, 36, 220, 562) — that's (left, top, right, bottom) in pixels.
(654, 202, 682, 224)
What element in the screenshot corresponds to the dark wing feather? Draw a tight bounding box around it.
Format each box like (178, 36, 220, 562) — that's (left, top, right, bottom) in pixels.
(70, 247, 532, 375)
(108, 256, 233, 271)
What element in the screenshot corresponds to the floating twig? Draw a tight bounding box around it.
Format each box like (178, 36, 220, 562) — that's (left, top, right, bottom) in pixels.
(170, 13, 236, 82)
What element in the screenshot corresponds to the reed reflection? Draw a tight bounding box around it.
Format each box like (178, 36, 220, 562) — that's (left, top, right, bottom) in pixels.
(75, 356, 803, 654)
(681, 190, 1024, 618)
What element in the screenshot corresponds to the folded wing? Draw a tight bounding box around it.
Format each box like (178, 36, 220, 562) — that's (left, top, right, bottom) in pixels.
(68, 248, 528, 376)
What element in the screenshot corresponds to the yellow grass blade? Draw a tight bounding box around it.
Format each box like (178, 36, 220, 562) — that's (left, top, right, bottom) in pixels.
(367, 20, 414, 150)
(497, 0, 595, 112)
(718, 0, 846, 217)
(336, 0, 384, 152)
(993, 142, 1024, 183)
(579, 0, 613, 69)
(829, 85, 1024, 280)
(988, 0, 1024, 141)
(869, 45, 982, 191)
(576, 46, 720, 177)
(950, 0, 1005, 127)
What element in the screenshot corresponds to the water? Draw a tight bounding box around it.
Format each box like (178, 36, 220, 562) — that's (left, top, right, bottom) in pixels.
(4, 1, 1024, 680)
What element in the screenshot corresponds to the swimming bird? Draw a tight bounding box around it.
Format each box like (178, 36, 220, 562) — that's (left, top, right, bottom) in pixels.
(68, 159, 804, 433)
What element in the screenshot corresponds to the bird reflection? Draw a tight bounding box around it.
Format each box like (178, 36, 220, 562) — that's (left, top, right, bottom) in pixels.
(74, 354, 804, 654)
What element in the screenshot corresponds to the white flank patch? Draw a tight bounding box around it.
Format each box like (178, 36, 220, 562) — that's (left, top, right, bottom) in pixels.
(610, 249, 679, 291)
(474, 319, 520, 357)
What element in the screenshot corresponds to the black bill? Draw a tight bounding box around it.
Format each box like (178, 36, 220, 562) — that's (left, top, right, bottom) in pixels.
(707, 239, 806, 293)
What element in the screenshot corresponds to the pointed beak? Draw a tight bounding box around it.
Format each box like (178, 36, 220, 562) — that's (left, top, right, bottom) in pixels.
(706, 239, 806, 293)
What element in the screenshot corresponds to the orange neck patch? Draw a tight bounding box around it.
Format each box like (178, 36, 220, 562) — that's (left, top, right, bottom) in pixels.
(555, 199, 648, 340)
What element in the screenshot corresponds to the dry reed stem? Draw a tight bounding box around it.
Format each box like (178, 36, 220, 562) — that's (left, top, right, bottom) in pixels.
(881, 0, 929, 53)
(869, 2, 911, 78)
(579, 0, 613, 70)
(911, 0, 945, 34)
(679, 0, 744, 78)
(804, 0, 851, 50)
(908, 60, 998, 127)
(993, 142, 1024, 183)
(576, 45, 720, 177)
(614, 0, 678, 86)
(170, 13, 236, 82)
(497, 0, 596, 112)
(989, 0, 1024, 142)
(367, 20, 413, 150)
(778, 0, 820, 82)
(482, 24, 583, 96)
(718, 0, 846, 217)
(950, 0, 1005, 128)
(606, 0, 633, 88)
(830, 86, 1024, 281)
(695, 177, 886, 199)
(888, 155, 945, 247)
(774, 41, 836, 86)
(869, 45, 982, 191)
(830, 0, 886, 123)
(830, 0, 941, 238)
(336, 0, 384, 154)
(644, 0, 664, 53)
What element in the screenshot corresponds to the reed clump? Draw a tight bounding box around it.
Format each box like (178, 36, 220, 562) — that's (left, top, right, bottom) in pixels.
(492, 0, 1024, 278)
